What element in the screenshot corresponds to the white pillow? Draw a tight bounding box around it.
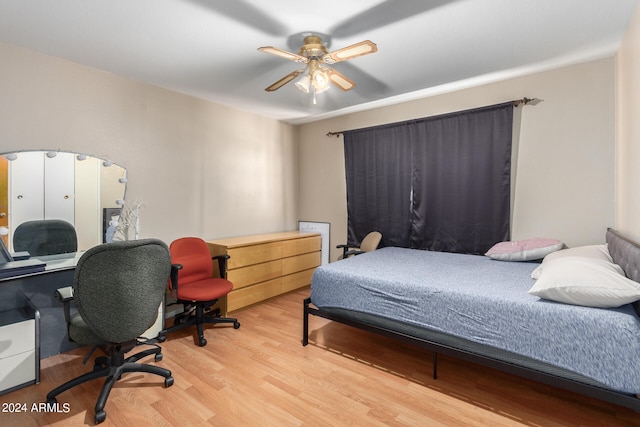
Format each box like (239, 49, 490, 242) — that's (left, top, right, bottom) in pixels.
(528, 256, 640, 308)
(530, 244, 612, 279)
(485, 238, 563, 261)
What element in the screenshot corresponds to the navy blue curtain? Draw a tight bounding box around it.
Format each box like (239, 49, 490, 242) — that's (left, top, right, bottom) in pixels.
(343, 102, 513, 255)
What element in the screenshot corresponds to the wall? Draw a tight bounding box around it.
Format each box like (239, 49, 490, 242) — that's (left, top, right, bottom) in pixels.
(0, 41, 623, 260)
(0, 42, 299, 245)
(616, 5, 640, 242)
(298, 58, 616, 262)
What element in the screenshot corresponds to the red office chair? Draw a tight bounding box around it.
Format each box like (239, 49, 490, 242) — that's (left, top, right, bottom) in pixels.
(159, 237, 240, 347)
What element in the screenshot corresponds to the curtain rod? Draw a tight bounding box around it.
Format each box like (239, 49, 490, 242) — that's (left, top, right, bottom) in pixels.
(326, 97, 541, 137)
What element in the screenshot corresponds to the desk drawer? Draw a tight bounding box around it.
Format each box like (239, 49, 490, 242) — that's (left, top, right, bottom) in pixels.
(0, 319, 35, 358)
(0, 351, 36, 392)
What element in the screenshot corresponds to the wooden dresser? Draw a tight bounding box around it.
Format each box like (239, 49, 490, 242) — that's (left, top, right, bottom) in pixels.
(207, 231, 321, 313)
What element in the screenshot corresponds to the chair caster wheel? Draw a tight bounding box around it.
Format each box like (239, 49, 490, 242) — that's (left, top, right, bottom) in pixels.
(165, 376, 174, 387)
(94, 410, 106, 424)
(157, 335, 166, 343)
(198, 338, 207, 347)
(93, 356, 108, 370)
(46, 397, 57, 405)
(233, 321, 240, 329)
(155, 353, 163, 362)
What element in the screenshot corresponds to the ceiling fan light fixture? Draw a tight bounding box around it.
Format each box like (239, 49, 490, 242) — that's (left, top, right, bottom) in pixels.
(295, 74, 311, 93)
(260, 35, 376, 97)
(311, 69, 330, 93)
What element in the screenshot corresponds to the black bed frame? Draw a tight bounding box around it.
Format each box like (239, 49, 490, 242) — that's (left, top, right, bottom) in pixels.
(302, 229, 640, 412)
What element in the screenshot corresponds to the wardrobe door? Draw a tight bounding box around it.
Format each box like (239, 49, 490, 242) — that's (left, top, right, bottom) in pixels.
(74, 156, 100, 250)
(9, 151, 45, 238)
(44, 152, 75, 224)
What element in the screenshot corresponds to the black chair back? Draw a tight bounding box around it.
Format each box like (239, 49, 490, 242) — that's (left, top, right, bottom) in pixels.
(74, 239, 170, 344)
(13, 219, 78, 256)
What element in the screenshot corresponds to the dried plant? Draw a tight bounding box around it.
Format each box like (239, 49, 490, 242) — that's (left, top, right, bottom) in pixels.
(112, 198, 144, 241)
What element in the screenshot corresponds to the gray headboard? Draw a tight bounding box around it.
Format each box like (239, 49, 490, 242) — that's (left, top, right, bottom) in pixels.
(606, 229, 640, 316)
(606, 228, 640, 283)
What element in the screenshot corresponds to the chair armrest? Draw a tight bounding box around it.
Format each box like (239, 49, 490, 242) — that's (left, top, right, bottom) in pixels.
(343, 249, 364, 257)
(54, 286, 74, 338)
(170, 264, 183, 290)
(337, 243, 360, 258)
(54, 286, 74, 302)
(212, 254, 230, 278)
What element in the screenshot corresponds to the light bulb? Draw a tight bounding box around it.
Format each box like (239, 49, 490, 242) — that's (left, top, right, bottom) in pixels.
(311, 67, 330, 94)
(313, 71, 328, 88)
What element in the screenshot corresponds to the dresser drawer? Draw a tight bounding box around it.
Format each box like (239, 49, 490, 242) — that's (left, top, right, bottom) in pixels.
(282, 251, 321, 276)
(227, 242, 282, 269)
(281, 235, 321, 258)
(227, 259, 281, 289)
(227, 278, 282, 312)
(282, 268, 316, 293)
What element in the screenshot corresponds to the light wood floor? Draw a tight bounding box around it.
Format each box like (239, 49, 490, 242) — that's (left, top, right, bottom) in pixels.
(2, 287, 639, 426)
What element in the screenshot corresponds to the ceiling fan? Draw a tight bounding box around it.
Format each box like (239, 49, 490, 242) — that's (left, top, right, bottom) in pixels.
(258, 35, 377, 103)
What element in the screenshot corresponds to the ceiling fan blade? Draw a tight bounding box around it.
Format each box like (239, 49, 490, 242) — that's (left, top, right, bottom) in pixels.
(185, 0, 287, 36)
(258, 46, 309, 64)
(327, 68, 356, 91)
(265, 69, 304, 92)
(322, 40, 377, 64)
(331, 0, 454, 38)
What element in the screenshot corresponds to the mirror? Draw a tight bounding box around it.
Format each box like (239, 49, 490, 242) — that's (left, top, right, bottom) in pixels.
(0, 150, 127, 257)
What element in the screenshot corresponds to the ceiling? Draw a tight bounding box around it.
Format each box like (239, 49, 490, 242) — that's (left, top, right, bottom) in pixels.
(0, 0, 638, 124)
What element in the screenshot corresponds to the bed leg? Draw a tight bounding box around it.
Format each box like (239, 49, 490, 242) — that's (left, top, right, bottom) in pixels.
(302, 297, 310, 346)
(433, 352, 438, 380)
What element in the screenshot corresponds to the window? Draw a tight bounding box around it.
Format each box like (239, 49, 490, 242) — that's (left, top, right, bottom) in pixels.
(344, 103, 514, 254)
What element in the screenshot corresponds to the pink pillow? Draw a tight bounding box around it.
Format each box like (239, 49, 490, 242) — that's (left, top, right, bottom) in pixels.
(485, 238, 564, 261)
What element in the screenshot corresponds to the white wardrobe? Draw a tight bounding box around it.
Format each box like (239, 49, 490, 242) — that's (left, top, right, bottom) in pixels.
(8, 151, 101, 251)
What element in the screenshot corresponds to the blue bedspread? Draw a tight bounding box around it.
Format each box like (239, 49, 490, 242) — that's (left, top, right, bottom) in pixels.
(310, 247, 640, 394)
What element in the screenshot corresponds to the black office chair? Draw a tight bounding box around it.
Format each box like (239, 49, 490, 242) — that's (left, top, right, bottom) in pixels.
(337, 231, 382, 258)
(46, 239, 174, 424)
(13, 219, 78, 256)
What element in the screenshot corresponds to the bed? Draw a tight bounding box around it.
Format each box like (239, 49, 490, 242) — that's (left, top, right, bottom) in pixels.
(303, 228, 640, 411)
